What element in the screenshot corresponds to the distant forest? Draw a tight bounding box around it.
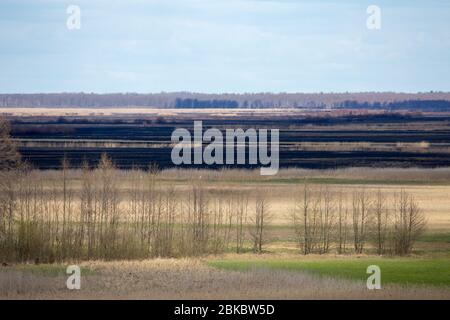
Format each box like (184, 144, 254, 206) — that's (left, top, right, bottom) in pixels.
(1, 92, 450, 111)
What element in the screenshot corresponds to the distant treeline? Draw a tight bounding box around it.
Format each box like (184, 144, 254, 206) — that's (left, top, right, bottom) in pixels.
(1, 92, 450, 110)
(337, 99, 450, 111)
(175, 98, 239, 108)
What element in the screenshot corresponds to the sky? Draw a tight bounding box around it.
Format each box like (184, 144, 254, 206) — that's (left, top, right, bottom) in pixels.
(0, 0, 449, 93)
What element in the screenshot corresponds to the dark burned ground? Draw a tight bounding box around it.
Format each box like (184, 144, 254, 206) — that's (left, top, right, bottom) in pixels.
(16, 147, 450, 170)
(10, 113, 450, 169)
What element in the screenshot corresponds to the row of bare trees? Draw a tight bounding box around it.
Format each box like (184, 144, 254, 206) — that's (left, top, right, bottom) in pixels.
(292, 185, 426, 256)
(0, 156, 272, 262)
(0, 160, 426, 263)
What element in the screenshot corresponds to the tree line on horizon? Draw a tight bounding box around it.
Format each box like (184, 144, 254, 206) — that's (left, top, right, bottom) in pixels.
(1, 92, 450, 111)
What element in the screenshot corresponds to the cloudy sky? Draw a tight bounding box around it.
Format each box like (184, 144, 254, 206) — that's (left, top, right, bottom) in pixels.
(0, 0, 449, 93)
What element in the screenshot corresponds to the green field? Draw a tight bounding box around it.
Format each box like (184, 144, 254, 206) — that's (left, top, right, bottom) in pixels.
(418, 232, 450, 243)
(15, 264, 93, 277)
(208, 257, 450, 287)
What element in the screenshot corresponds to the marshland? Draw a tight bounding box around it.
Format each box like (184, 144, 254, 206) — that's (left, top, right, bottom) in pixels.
(1, 112, 449, 299)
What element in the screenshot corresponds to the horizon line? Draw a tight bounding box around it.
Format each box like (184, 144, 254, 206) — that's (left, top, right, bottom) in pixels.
(1, 91, 450, 95)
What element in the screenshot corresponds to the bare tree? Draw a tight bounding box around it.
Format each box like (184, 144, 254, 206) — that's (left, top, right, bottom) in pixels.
(294, 184, 334, 255)
(336, 189, 349, 254)
(392, 190, 426, 255)
(186, 185, 210, 255)
(249, 192, 270, 253)
(293, 183, 313, 254)
(60, 156, 73, 260)
(352, 189, 372, 254)
(0, 169, 20, 261)
(373, 189, 390, 255)
(96, 153, 120, 259)
(235, 193, 249, 253)
(0, 117, 20, 169)
(80, 160, 94, 258)
(319, 187, 335, 254)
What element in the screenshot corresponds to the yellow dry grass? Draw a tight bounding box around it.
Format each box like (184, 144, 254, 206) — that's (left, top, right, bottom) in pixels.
(249, 183, 450, 229)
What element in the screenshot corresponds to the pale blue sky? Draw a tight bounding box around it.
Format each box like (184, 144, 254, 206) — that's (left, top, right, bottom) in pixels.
(0, 0, 449, 93)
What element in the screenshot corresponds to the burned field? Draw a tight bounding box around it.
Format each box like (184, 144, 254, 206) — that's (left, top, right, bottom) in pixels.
(7, 111, 450, 169)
